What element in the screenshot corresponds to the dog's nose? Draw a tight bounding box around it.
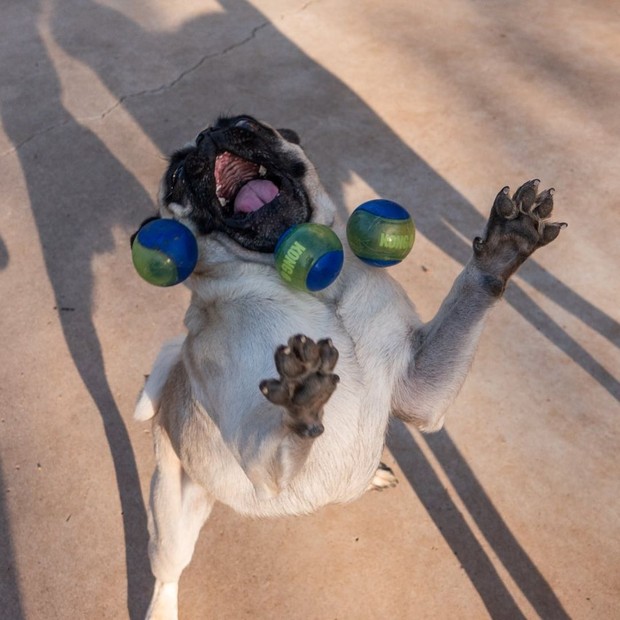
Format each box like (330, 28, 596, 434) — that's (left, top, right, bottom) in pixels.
(195, 128, 224, 158)
(195, 128, 210, 147)
(195, 127, 219, 150)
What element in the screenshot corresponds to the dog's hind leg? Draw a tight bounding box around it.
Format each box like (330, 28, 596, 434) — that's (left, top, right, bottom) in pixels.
(146, 426, 213, 620)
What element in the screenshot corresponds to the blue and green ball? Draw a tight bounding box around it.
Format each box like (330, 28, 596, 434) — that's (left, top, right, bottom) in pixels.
(131, 218, 198, 287)
(347, 199, 415, 267)
(131, 199, 414, 291)
(274, 223, 344, 293)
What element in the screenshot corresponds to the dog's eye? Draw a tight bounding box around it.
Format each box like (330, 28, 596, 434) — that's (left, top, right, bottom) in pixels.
(171, 164, 185, 187)
(235, 118, 258, 131)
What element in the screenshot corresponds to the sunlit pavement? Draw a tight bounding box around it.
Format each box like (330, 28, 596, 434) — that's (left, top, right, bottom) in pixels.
(1, 1, 618, 618)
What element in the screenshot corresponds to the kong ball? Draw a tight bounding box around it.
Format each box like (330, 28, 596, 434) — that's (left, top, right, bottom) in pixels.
(347, 199, 415, 267)
(131, 218, 198, 287)
(275, 223, 344, 292)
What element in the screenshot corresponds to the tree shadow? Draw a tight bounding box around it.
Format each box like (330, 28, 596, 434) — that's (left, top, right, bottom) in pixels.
(2, 0, 614, 617)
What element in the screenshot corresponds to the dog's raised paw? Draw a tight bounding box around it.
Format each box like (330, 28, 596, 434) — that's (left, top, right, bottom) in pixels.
(260, 335, 339, 438)
(474, 179, 566, 290)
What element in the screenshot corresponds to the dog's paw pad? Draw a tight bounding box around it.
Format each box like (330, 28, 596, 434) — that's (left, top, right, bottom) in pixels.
(512, 178, 540, 212)
(274, 334, 338, 381)
(261, 335, 339, 438)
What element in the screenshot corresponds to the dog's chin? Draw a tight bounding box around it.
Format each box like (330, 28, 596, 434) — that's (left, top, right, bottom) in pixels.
(220, 207, 308, 253)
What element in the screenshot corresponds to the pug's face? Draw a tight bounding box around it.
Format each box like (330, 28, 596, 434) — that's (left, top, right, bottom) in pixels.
(160, 115, 320, 253)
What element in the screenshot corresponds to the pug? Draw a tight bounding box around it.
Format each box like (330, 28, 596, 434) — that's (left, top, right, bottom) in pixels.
(134, 114, 564, 619)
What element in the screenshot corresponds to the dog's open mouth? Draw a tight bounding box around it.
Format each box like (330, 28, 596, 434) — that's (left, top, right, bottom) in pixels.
(215, 152, 280, 217)
(164, 116, 313, 252)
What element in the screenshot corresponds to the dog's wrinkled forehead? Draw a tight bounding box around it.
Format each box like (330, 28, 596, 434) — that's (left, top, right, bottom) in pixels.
(158, 114, 332, 253)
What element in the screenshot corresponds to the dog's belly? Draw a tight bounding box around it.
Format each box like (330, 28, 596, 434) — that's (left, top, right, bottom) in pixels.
(174, 262, 416, 518)
(183, 407, 389, 518)
(179, 343, 391, 518)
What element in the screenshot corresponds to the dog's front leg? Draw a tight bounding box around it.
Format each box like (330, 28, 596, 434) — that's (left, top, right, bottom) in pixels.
(392, 180, 565, 431)
(254, 334, 339, 494)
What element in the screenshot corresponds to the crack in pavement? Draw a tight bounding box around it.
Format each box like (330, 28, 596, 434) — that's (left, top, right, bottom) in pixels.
(2, 0, 325, 159)
(99, 20, 271, 122)
(1, 19, 272, 158)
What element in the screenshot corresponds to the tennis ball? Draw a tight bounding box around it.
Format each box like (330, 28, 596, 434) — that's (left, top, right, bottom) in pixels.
(275, 223, 344, 292)
(132, 218, 198, 287)
(347, 199, 415, 267)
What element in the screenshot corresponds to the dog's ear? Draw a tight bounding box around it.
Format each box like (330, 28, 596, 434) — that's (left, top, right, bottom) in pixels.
(277, 128, 301, 146)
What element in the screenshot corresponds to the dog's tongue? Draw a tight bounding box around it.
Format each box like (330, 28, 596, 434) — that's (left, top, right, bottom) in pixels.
(234, 180, 279, 214)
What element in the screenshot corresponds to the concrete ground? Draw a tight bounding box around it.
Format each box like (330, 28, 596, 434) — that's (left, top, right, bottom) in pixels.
(1, 0, 618, 618)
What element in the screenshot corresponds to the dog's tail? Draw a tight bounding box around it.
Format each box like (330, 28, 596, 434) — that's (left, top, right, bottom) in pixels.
(134, 335, 185, 422)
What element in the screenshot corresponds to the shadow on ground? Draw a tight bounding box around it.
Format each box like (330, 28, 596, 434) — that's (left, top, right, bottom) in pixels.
(388, 421, 570, 619)
(0, 458, 25, 620)
(2, 0, 617, 617)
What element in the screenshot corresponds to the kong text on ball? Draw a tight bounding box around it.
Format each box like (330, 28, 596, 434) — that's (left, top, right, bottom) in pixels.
(131, 218, 198, 287)
(275, 223, 344, 292)
(346, 199, 415, 267)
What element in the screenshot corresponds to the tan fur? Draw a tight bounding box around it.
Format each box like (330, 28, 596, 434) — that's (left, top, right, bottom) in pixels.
(137, 120, 561, 619)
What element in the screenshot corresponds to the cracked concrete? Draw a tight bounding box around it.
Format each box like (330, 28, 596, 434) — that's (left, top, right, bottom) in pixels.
(1, 1, 321, 159)
(2, 21, 275, 157)
(1, 0, 619, 619)
(98, 20, 274, 123)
